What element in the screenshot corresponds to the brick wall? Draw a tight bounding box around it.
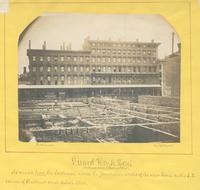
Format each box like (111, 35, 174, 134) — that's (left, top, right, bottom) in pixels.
(138, 96, 180, 108)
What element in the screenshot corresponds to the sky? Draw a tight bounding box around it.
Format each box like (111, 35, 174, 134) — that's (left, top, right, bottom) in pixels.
(18, 13, 180, 74)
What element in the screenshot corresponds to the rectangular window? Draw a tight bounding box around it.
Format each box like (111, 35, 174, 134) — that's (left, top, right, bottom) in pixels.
(80, 57, 83, 62)
(40, 76, 43, 85)
(137, 58, 141, 63)
(92, 76, 96, 83)
(98, 67, 101, 72)
(80, 66, 83, 72)
(33, 67, 36, 72)
(40, 56, 43, 61)
(73, 57, 77, 62)
(60, 56, 64, 61)
(61, 75, 65, 81)
(74, 66, 77, 72)
(32, 56, 36, 61)
(86, 76, 90, 84)
(67, 76, 71, 84)
(67, 66, 71, 72)
(80, 76, 83, 84)
(137, 50, 141, 55)
(84, 56, 87, 62)
(47, 56, 51, 61)
(54, 66, 58, 71)
(40, 66, 43, 72)
(54, 56, 58, 61)
(61, 75, 65, 84)
(61, 66, 64, 72)
(47, 76, 51, 85)
(54, 76, 58, 85)
(74, 76, 77, 84)
(47, 66, 51, 72)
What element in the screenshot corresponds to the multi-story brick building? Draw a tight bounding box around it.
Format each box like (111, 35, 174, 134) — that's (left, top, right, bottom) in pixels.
(20, 37, 162, 100)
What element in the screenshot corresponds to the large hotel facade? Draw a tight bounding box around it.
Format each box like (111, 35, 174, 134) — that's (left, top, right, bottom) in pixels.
(20, 37, 162, 100)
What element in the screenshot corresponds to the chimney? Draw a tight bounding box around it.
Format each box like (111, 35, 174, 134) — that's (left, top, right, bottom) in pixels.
(23, 66, 27, 74)
(42, 41, 46, 50)
(172, 32, 175, 54)
(151, 39, 154, 43)
(29, 40, 31, 49)
(136, 38, 139, 42)
(44, 41, 46, 50)
(63, 42, 65, 50)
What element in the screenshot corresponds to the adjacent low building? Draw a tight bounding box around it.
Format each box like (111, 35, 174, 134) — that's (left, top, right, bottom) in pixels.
(161, 43, 181, 97)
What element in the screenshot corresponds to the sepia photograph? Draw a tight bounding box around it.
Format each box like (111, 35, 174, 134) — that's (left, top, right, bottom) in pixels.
(18, 13, 180, 143)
